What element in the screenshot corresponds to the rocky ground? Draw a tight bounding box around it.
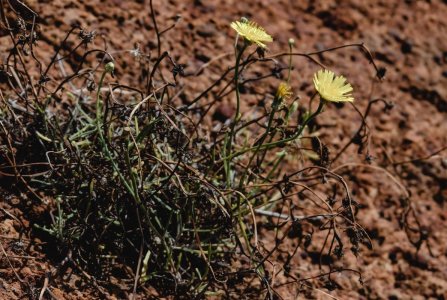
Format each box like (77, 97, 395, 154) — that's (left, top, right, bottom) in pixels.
(1, 0, 446, 299)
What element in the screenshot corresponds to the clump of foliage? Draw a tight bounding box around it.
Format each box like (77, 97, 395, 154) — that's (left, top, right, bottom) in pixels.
(0, 2, 391, 298)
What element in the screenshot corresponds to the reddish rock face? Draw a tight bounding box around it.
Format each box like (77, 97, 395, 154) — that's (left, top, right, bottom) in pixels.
(0, 1, 446, 299)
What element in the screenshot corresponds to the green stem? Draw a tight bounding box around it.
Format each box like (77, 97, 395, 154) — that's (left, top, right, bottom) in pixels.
(96, 72, 135, 199)
(237, 47, 300, 187)
(226, 98, 325, 162)
(238, 99, 278, 188)
(266, 151, 286, 180)
(224, 43, 248, 187)
(95, 69, 167, 247)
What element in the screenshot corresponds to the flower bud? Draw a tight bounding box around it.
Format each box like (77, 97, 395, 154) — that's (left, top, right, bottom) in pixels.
(288, 38, 295, 47)
(105, 62, 115, 73)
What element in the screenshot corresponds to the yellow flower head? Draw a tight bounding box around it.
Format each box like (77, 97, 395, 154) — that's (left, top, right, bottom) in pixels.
(231, 20, 273, 48)
(276, 82, 293, 100)
(313, 69, 354, 102)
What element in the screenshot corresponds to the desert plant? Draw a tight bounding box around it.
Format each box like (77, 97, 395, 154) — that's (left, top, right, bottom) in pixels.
(0, 3, 390, 298)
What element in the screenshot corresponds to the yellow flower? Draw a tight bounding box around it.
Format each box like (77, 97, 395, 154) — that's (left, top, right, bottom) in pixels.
(276, 82, 293, 100)
(313, 69, 354, 102)
(230, 20, 273, 48)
